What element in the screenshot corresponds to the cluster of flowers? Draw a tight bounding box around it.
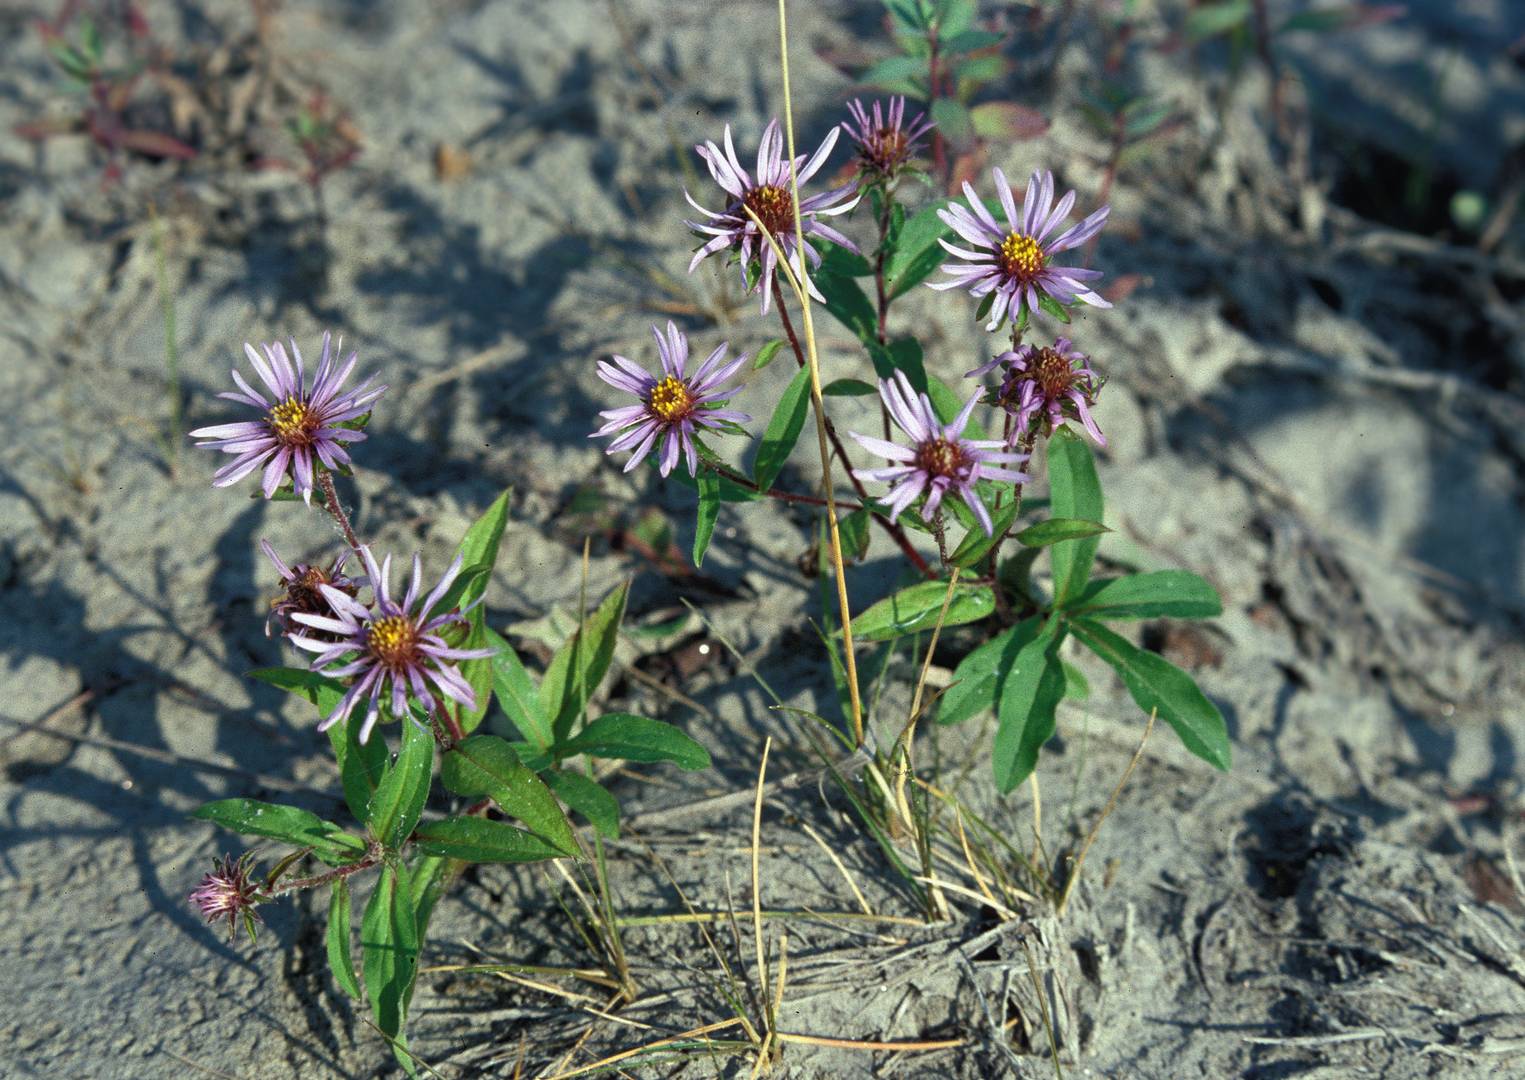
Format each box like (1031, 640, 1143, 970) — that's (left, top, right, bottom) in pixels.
(592, 97, 1111, 535)
(187, 333, 493, 932)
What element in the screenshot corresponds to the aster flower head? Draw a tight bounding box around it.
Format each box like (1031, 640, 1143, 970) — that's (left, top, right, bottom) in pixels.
(288, 546, 494, 744)
(970, 337, 1106, 447)
(842, 97, 934, 178)
(931, 168, 1111, 331)
(189, 853, 265, 942)
(260, 539, 362, 639)
(685, 119, 861, 314)
(190, 331, 387, 503)
(850, 371, 1030, 536)
(592, 321, 751, 478)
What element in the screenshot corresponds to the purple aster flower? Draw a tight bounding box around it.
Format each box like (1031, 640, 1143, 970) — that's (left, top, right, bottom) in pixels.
(850, 371, 1030, 536)
(969, 338, 1106, 447)
(930, 168, 1110, 330)
(842, 97, 934, 178)
(592, 321, 750, 478)
(288, 546, 494, 744)
(189, 331, 387, 503)
(189, 853, 265, 942)
(685, 119, 861, 314)
(259, 539, 362, 639)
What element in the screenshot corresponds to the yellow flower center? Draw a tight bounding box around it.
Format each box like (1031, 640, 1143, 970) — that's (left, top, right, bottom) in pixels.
(268, 396, 316, 444)
(649, 375, 694, 423)
(998, 232, 1044, 281)
(366, 614, 417, 667)
(744, 183, 795, 235)
(916, 437, 967, 478)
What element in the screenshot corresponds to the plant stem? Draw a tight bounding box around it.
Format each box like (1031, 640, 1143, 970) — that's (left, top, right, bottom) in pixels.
(270, 855, 378, 895)
(774, 287, 935, 579)
(317, 469, 362, 553)
(775, 0, 863, 748)
(874, 185, 894, 440)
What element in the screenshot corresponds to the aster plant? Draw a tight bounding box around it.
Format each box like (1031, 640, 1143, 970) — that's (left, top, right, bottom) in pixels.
(184, 330, 712, 1072)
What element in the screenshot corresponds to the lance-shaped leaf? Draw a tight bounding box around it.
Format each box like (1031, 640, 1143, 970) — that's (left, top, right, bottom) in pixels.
(1046, 429, 1103, 605)
(361, 862, 419, 1039)
(1069, 619, 1231, 770)
(851, 580, 995, 641)
(327, 878, 361, 999)
(815, 270, 878, 344)
(191, 799, 366, 865)
(441, 734, 578, 855)
(540, 581, 629, 743)
(992, 619, 1066, 792)
(412, 816, 567, 862)
(486, 626, 551, 749)
(1068, 570, 1223, 620)
(1014, 517, 1111, 549)
(366, 720, 434, 849)
(884, 203, 955, 300)
(949, 499, 1020, 569)
(544, 769, 620, 839)
(753, 366, 812, 493)
(328, 709, 391, 823)
(557, 714, 710, 771)
(693, 470, 720, 567)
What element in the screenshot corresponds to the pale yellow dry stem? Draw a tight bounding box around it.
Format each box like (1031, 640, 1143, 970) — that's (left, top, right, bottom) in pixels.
(800, 821, 873, 916)
(913, 875, 1021, 920)
(775, 0, 864, 746)
(751, 736, 772, 1015)
(1056, 708, 1156, 917)
(773, 1032, 965, 1052)
(954, 805, 1003, 911)
(541, 1017, 747, 1079)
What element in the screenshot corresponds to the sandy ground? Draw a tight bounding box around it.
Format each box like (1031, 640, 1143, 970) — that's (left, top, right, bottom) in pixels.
(3, 1, 1525, 1077)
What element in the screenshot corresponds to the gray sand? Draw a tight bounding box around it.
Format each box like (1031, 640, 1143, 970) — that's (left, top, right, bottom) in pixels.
(3, 1, 1523, 1076)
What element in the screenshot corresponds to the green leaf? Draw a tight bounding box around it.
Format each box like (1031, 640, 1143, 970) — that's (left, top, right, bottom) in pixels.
(819, 244, 874, 278)
(936, 0, 976, 36)
(943, 28, 1002, 53)
(823, 378, 878, 396)
(993, 619, 1065, 792)
(816, 270, 879, 344)
(884, 203, 954, 300)
(867, 337, 929, 392)
(366, 720, 434, 849)
(1186, 0, 1252, 39)
(1014, 517, 1111, 549)
(839, 508, 871, 563)
(954, 55, 1006, 87)
(442, 734, 578, 855)
(1046, 429, 1103, 605)
(752, 339, 788, 370)
(925, 374, 987, 440)
(851, 580, 995, 641)
(559, 714, 710, 771)
(412, 816, 566, 862)
(544, 769, 621, 839)
(1062, 660, 1090, 701)
(1069, 570, 1223, 620)
(949, 498, 1020, 569)
(693, 469, 720, 568)
(191, 800, 367, 865)
(249, 666, 344, 713)
(540, 581, 629, 743)
(937, 623, 1017, 726)
(753, 366, 812, 493)
(860, 54, 928, 93)
(486, 626, 552, 749)
(327, 709, 391, 823)
(454, 609, 495, 736)
(970, 101, 1050, 141)
(361, 862, 419, 1039)
(425, 487, 510, 621)
(1069, 619, 1231, 770)
(327, 878, 361, 999)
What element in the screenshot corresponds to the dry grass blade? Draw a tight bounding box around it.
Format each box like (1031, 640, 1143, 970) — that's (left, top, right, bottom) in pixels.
(1056, 709, 1156, 917)
(800, 821, 873, 917)
(773, 1032, 965, 1052)
(541, 1018, 748, 1079)
(751, 736, 774, 1071)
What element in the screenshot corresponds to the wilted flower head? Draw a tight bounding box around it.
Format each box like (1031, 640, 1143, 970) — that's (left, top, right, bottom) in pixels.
(970, 338, 1106, 447)
(592, 321, 750, 478)
(190, 331, 387, 503)
(685, 119, 861, 313)
(260, 539, 361, 638)
(189, 853, 265, 942)
(850, 371, 1030, 536)
(931, 168, 1110, 330)
(288, 546, 493, 744)
(842, 97, 933, 178)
